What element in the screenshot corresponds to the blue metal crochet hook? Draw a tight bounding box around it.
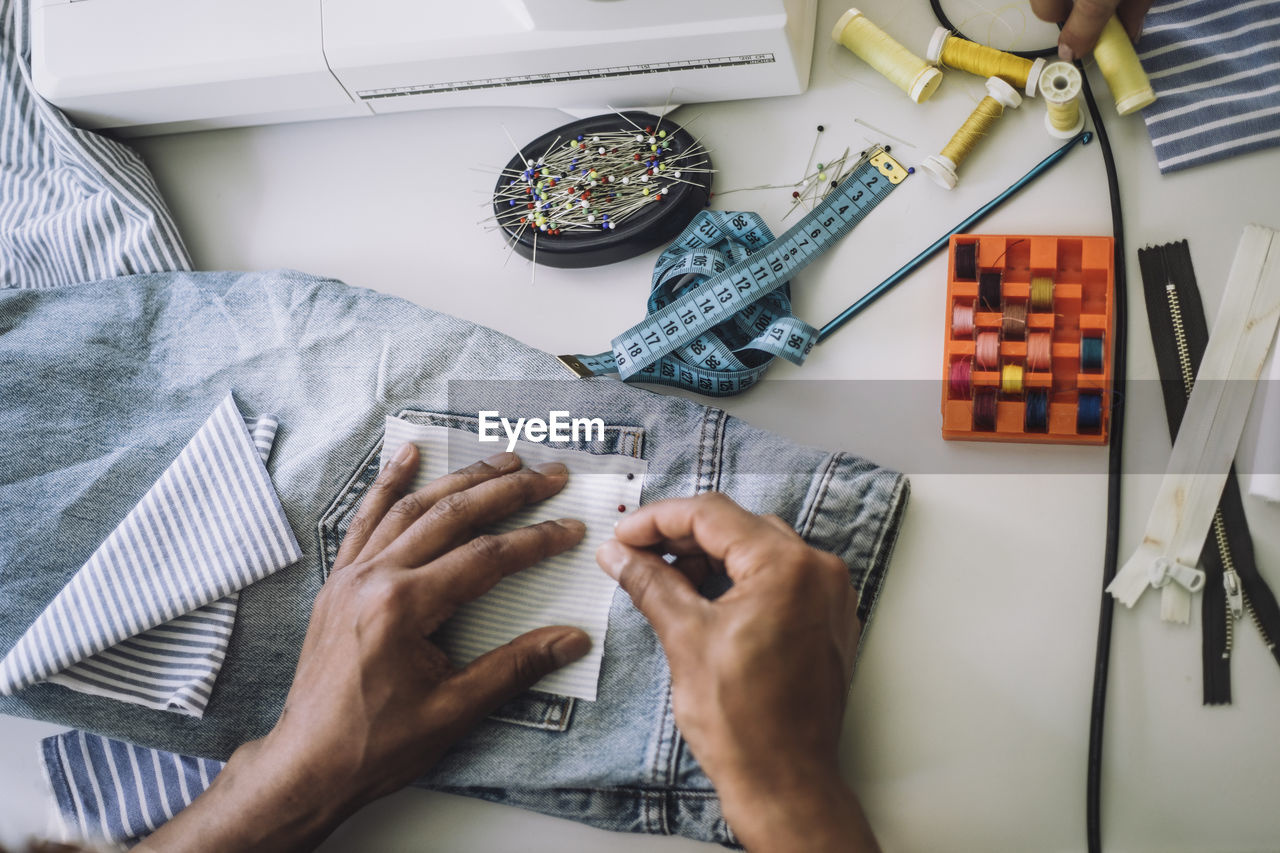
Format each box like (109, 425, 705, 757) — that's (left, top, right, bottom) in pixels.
(816, 130, 1093, 343)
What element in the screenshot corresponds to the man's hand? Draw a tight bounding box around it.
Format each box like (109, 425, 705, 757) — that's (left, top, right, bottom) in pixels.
(137, 444, 591, 853)
(1032, 0, 1153, 61)
(597, 493, 879, 853)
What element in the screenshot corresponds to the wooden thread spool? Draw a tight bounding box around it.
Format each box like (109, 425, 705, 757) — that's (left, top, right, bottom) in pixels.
(1081, 335, 1105, 371)
(1002, 301, 1028, 341)
(953, 301, 976, 336)
(950, 358, 973, 398)
(832, 8, 943, 104)
(974, 388, 998, 431)
(923, 77, 1022, 190)
(1027, 331, 1052, 371)
(978, 270, 1002, 310)
(927, 27, 1046, 98)
(976, 330, 999, 369)
(1030, 275, 1055, 311)
(1094, 15, 1156, 115)
(1040, 62, 1085, 138)
(1078, 392, 1104, 430)
(1025, 389, 1049, 431)
(954, 241, 978, 280)
(1001, 362, 1025, 396)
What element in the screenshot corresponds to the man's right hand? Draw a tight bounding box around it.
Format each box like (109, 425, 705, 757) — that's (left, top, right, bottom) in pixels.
(596, 493, 879, 852)
(1031, 0, 1153, 61)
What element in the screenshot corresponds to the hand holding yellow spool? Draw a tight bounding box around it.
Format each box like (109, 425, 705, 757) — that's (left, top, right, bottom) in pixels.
(1093, 15, 1156, 115)
(923, 77, 1022, 190)
(926, 27, 1046, 98)
(832, 7, 943, 104)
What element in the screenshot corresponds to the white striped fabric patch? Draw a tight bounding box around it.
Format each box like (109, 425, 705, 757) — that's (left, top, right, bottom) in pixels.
(43, 418, 273, 715)
(381, 417, 647, 702)
(42, 729, 222, 845)
(0, 0, 191, 288)
(1139, 0, 1280, 172)
(0, 394, 301, 717)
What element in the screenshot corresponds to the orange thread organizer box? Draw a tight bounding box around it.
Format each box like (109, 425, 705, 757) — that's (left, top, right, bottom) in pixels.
(941, 233, 1114, 444)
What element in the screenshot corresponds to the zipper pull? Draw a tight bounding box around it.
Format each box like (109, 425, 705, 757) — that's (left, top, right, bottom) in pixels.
(1148, 556, 1206, 594)
(1223, 569, 1244, 619)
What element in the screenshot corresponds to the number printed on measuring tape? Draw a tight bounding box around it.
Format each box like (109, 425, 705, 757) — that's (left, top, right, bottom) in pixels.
(560, 147, 907, 395)
(611, 163, 889, 373)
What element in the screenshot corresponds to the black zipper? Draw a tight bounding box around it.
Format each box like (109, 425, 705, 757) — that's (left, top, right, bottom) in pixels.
(1137, 240, 1280, 705)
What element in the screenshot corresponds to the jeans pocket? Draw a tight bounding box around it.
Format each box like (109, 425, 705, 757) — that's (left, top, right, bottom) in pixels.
(316, 408, 646, 732)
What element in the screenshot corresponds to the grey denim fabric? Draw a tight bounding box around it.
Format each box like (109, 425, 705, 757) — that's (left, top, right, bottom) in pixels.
(0, 270, 908, 845)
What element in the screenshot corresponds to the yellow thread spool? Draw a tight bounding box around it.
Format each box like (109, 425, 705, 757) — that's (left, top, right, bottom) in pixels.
(832, 8, 943, 104)
(1030, 275, 1055, 311)
(923, 77, 1022, 190)
(1039, 61, 1085, 138)
(1094, 15, 1156, 115)
(1001, 363, 1024, 395)
(927, 27, 1046, 98)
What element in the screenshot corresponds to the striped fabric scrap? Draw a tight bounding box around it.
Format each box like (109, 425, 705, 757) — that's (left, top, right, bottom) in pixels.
(381, 416, 648, 701)
(0, 0, 191, 288)
(42, 729, 223, 845)
(0, 394, 301, 717)
(1139, 0, 1280, 172)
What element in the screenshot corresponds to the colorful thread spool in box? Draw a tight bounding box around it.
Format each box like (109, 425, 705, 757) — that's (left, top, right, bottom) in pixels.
(941, 234, 1115, 444)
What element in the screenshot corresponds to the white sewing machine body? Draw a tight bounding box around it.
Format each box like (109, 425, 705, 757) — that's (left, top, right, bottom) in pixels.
(31, 0, 817, 136)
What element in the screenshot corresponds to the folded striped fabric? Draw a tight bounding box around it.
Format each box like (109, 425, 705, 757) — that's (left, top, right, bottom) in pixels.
(40, 418, 650, 844)
(0, 393, 301, 717)
(43, 729, 222, 845)
(1139, 0, 1280, 172)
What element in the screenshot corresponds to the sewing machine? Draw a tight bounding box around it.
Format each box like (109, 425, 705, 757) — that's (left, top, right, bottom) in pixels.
(31, 0, 817, 136)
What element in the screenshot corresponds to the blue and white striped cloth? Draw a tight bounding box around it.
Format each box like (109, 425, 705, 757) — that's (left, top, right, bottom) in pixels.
(42, 729, 224, 845)
(1139, 0, 1280, 172)
(0, 0, 302, 836)
(0, 394, 302, 717)
(38, 418, 649, 845)
(0, 0, 190, 288)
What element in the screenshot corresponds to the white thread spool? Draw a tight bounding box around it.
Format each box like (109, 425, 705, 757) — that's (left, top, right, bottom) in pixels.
(831, 7, 943, 104)
(1040, 61, 1085, 138)
(922, 77, 1022, 190)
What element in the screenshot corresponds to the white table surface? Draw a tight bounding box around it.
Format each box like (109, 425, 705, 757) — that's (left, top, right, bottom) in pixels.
(4, 1, 1280, 850)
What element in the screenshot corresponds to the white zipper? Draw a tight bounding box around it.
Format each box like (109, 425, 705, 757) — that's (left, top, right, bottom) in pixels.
(1171, 280, 1245, 624)
(1109, 225, 1280, 623)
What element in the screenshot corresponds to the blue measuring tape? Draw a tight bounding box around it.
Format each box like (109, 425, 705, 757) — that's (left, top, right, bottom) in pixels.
(558, 146, 908, 396)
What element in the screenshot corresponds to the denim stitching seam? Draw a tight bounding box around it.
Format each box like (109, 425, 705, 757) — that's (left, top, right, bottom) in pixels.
(315, 437, 385, 580)
(709, 410, 726, 494)
(645, 406, 729, 838)
(856, 474, 910, 628)
(797, 452, 840, 541)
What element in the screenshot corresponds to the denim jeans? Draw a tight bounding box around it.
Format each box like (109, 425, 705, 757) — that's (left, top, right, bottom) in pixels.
(0, 269, 909, 845)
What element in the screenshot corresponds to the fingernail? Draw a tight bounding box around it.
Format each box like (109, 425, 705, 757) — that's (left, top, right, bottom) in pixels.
(483, 451, 519, 470)
(1058, 43, 1075, 62)
(596, 538, 625, 579)
(533, 461, 568, 476)
(393, 443, 415, 466)
(554, 518, 587, 535)
(550, 630, 591, 667)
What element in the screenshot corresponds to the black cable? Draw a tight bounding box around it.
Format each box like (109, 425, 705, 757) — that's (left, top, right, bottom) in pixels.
(928, 0, 1058, 59)
(924, 6, 1128, 852)
(1078, 68, 1125, 853)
